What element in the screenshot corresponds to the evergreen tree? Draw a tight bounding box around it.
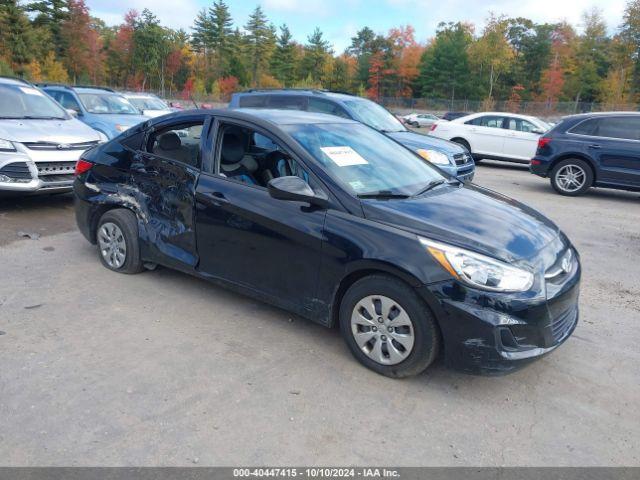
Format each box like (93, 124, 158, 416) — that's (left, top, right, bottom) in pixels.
(244, 6, 275, 86)
(418, 22, 475, 100)
(27, 0, 69, 58)
(301, 27, 332, 83)
(271, 24, 296, 86)
(0, 0, 40, 68)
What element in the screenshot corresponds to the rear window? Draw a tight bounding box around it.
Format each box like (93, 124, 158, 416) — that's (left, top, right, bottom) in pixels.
(238, 95, 269, 108)
(267, 95, 307, 109)
(569, 118, 599, 136)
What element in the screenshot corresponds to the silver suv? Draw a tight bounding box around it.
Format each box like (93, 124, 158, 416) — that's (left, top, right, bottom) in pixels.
(0, 77, 103, 195)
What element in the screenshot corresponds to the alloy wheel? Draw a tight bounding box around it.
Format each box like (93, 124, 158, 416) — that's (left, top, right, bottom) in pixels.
(98, 222, 127, 269)
(556, 164, 586, 193)
(350, 295, 415, 365)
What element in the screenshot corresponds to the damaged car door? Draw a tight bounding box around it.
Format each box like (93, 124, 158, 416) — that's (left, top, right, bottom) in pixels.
(131, 114, 209, 268)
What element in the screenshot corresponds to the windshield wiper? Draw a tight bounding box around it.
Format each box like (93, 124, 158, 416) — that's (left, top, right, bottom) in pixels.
(357, 190, 410, 200)
(411, 179, 446, 197)
(21, 115, 66, 120)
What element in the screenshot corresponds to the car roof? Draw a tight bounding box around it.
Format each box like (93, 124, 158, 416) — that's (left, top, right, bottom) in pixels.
(121, 92, 158, 98)
(564, 111, 640, 120)
(153, 108, 358, 127)
(0, 76, 32, 86)
(232, 108, 358, 125)
(235, 89, 357, 102)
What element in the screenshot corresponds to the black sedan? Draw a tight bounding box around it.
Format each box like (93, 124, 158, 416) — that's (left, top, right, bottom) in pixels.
(73, 109, 580, 378)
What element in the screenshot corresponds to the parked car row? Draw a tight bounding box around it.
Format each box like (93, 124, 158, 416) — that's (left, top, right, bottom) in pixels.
(426, 110, 640, 196)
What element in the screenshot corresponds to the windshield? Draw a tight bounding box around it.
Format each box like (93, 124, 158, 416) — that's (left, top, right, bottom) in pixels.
(0, 84, 67, 119)
(284, 123, 445, 196)
(344, 99, 406, 133)
(127, 97, 168, 111)
(78, 93, 140, 114)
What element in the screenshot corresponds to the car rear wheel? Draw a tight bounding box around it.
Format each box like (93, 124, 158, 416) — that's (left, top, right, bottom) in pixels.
(550, 159, 593, 196)
(339, 274, 439, 378)
(96, 209, 143, 274)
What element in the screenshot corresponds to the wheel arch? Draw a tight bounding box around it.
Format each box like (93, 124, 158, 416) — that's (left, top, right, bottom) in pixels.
(88, 202, 141, 244)
(450, 137, 471, 152)
(550, 153, 597, 182)
(328, 261, 432, 329)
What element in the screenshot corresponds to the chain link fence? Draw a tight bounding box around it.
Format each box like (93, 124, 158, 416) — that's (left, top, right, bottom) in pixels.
(379, 97, 640, 120)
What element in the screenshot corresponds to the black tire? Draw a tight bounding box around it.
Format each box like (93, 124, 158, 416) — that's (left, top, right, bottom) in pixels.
(339, 274, 439, 378)
(96, 209, 143, 274)
(550, 158, 593, 196)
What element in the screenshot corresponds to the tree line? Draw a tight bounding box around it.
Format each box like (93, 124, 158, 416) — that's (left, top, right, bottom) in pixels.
(2, 0, 640, 107)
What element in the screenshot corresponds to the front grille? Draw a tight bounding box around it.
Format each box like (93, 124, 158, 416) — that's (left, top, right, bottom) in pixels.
(24, 141, 99, 151)
(36, 161, 76, 176)
(550, 307, 577, 341)
(453, 152, 472, 165)
(0, 162, 32, 180)
(40, 174, 74, 183)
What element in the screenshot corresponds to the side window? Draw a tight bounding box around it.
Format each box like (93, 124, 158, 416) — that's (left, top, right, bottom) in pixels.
(267, 95, 307, 110)
(147, 121, 204, 168)
(505, 118, 537, 132)
(569, 118, 599, 136)
(216, 123, 310, 188)
(596, 117, 640, 140)
(479, 116, 505, 128)
(58, 92, 82, 112)
(238, 95, 268, 108)
(308, 98, 350, 118)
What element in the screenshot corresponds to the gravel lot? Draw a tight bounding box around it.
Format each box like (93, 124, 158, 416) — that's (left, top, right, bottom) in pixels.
(0, 162, 639, 466)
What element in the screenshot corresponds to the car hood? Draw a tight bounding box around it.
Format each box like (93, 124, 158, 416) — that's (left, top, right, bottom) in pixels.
(141, 109, 172, 118)
(387, 130, 465, 155)
(361, 183, 560, 264)
(94, 114, 149, 126)
(0, 118, 101, 143)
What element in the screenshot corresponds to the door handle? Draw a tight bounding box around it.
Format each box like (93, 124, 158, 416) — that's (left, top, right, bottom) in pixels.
(588, 144, 601, 149)
(196, 191, 229, 207)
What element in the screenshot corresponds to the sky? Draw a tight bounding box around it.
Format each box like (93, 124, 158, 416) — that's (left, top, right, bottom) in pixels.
(87, 0, 628, 52)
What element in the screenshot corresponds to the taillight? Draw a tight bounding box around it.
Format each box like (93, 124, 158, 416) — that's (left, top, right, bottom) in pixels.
(430, 124, 438, 131)
(537, 137, 551, 149)
(74, 159, 93, 176)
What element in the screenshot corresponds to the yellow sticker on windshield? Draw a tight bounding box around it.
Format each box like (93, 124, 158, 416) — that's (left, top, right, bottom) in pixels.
(320, 146, 368, 167)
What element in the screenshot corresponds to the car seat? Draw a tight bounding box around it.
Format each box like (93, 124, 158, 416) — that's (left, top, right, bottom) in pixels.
(154, 132, 194, 166)
(220, 130, 259, 185)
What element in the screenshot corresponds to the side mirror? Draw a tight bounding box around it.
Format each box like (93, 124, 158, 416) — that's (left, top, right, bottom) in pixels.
(268, 176, 329, 208)
(66, 108, 79, 117)
(531, 128, 545, 135)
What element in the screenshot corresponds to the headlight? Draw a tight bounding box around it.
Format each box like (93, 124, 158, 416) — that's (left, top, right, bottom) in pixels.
(417, 149, 450, 165)
(0, 139, 16, 152)
(419, 237, 534, 292)
(115, 124, 129, 133)
(97, 131, 108, 143)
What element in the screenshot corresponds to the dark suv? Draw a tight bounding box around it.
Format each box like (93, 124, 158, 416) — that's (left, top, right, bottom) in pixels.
(530, 112, 640, 196)
(229, 90, 475, 181)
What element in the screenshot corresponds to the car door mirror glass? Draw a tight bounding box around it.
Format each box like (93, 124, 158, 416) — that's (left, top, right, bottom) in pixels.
(268, 176, 328, 208)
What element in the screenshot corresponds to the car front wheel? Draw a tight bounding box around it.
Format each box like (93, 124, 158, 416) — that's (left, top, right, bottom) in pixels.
(550, 158, 593, 196)
(96, 209, 144, 274)
(339, 274, 439, 378)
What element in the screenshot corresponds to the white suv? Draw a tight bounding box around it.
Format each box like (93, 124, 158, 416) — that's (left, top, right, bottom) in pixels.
(428, 112, 551, 163)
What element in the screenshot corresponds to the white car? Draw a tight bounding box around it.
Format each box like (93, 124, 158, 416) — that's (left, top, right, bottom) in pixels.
(428, 112, 551, 163)
(404, 113, 440, 128)
(121, 92, 172, 118)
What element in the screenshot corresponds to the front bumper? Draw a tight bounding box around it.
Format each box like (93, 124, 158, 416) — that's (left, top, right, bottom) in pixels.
(0, 153, 80, 194)
(418, 258, 581, 375)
